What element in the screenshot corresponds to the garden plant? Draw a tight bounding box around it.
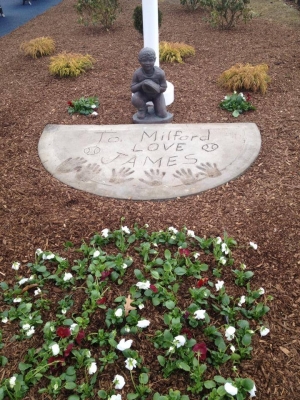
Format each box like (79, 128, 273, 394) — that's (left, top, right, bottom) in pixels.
(49, 53, 95, 78)
(67, 97, 100, 116)
(0, 224, 270, 400)
(76, 0, 120, 29)
(20, 37, 55, 59)
(159, 42, 195, 64)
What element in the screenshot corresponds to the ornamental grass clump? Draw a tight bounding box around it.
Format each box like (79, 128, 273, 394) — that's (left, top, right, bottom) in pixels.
(20, 37, 55, 58)
(49, 52, 95, 77)
(218, 63, 271, 94)
(159, 42, 195, 63)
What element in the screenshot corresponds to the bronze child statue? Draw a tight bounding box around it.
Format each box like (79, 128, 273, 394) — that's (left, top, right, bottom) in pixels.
(131, 47, 168, 120)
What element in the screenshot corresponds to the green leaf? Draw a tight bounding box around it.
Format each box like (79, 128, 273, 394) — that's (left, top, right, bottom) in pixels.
(155, 258, 164, 265)
(214, 375, 226, 384)
(164, 300, 175, 310)
(174, 267, 187, 276)
(65, 382, 77, 390)
(18, 362, 32, 372)
(242, 378, 255, 391)
(127, 393, 139, 400)
(242, 333, 252, 346)
(68, 395, 80, 400)
(63, 319, 74, 326)
(164, 249, 171, 260)
(157, 355, 165, 366)
(204, 380, 216, 389)
(232, 110, 240, 117)
(139, 373, 149, 384)
(97, 390, 107, 399)
(177, 361, 190, 371)
(151, 270, 160, 280)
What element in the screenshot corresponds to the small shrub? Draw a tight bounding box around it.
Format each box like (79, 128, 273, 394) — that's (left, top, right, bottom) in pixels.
(202, 0, 252, 29)
(133, 5, 162, 35)
(76, 0, 120, 29)
(180, 0, 203, 11)
(68, 96, 99, 115)
(49, 52, 95, 77)
(218, 63, 271, 94)
(159, 42, 195, 63)
(20, 37, 55, 58)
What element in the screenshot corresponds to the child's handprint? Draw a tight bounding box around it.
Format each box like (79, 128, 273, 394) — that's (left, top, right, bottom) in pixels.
(196, 162, 221, 178)
(75, 163, 102, 182)
(139, 169, 166, 186)
(109, 168, 134, 184)
(173, 168, 204, 185)
(56, 157, 87, 173)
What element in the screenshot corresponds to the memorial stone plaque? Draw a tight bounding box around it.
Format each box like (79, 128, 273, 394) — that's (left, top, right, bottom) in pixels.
(38, 123, 261, 200)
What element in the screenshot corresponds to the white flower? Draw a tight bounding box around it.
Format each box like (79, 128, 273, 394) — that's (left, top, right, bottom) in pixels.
(168, 345, 175, 354)
(216, 237, 222, 244)
(117, 338, 133, 351)
(1, 317, 8, 323)
(93, 250, 100, 258)
(215, 280, 224, 291)
(230, 345, 236, 353)
(221, 243, 229, 254)
(124, 326, 130, 333)
(26, 326, 35, 336)
(91, 111, 98, 116)
(258, 287, 265, 295)
(63, 272, 73, 281)
(101, 228, 110, 238)
(122, 263, 128, 269)
(238, 295, 246, 307)
(34, 288, 41, 296)
(115, 308, 123, 318)
(35, 248, 43, 256)
(240, 263, 246, 270)
(113, 374, 125, 390)
(225, 326, 236, 341)
(219, 256, 227, 265)
(70, 323, 78, 332)
(91, 104, 97, 109)
(168, 226, 178, 234)
(46, 253, 55, 260)
(85, 350, 91, 358)
(137, 319, 150, 328)
(125, 358, 137, 371)
(88, 362, 97, 375)
(187, 230, 195, 237)
(122, 226, 130, 234)
(138, 304, 144, 310)
(9, 376, 16, 388)
(50, 343, 60, 356)
(224, 382, 238, 396)
(12, 262, 20, 270)
(18, 277, 29, 286)
(53, 383, 59, 391)
(193, 252, 200, 259)
(260, 326, 270, 337)
(249, 241, 258, 250)
(248, 383, 257, 398)
(110, 395, 122, 400)
(194, 309, 206, 320)
(136, 281, 150, 290)
(22, 323, 31, 331)
(13, 298, 22, 303)
(173, 335, 186, 348)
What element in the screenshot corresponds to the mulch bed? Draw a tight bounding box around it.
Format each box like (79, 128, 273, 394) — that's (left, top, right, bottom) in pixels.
(0, 0, 299, 399)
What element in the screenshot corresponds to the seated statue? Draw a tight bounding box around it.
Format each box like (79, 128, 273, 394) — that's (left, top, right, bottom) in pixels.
(131, 47, 168, 120)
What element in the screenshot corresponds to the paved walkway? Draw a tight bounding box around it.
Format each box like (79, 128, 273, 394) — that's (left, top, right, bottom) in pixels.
(0, 0, 62, 37)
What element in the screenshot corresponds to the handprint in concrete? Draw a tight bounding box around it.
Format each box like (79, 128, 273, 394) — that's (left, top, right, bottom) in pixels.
(109, 168, 134, 184)
(139, 169, 166, 186)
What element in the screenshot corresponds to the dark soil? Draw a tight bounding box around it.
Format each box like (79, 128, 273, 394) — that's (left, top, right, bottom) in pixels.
(0, 0, 299, 399)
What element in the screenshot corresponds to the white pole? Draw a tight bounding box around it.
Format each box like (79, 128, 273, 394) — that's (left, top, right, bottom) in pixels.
(142, 0, 174, 106)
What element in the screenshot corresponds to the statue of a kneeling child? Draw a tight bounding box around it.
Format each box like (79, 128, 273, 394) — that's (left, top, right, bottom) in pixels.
(131, 47, 168, 120)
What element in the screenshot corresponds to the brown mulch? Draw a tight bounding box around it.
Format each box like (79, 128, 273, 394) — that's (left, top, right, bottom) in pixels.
(0, 0, 300, 399)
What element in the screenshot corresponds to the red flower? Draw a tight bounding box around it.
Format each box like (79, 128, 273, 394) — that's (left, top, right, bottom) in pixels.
(196, 277, 208, 288)
(150, 284, 158, 293)
(193, 342, 207, 361)
(179, 248, 191, 257)
(183, 311, 190, 319)
(100, 270, 112, 281)
(75, 329, 85, 345)
(67, 101, 73, 106)
(56, 326, 71, 338)
(181, 327, 193, 339)
(246, 93, 251, 102)
(64, 343, 74, 357)
(48, 356, 66, 372)
(97, 296, 107, 305)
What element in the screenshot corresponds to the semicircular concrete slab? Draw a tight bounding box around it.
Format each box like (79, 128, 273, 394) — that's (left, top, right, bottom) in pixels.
(38, 123, 261, 200)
